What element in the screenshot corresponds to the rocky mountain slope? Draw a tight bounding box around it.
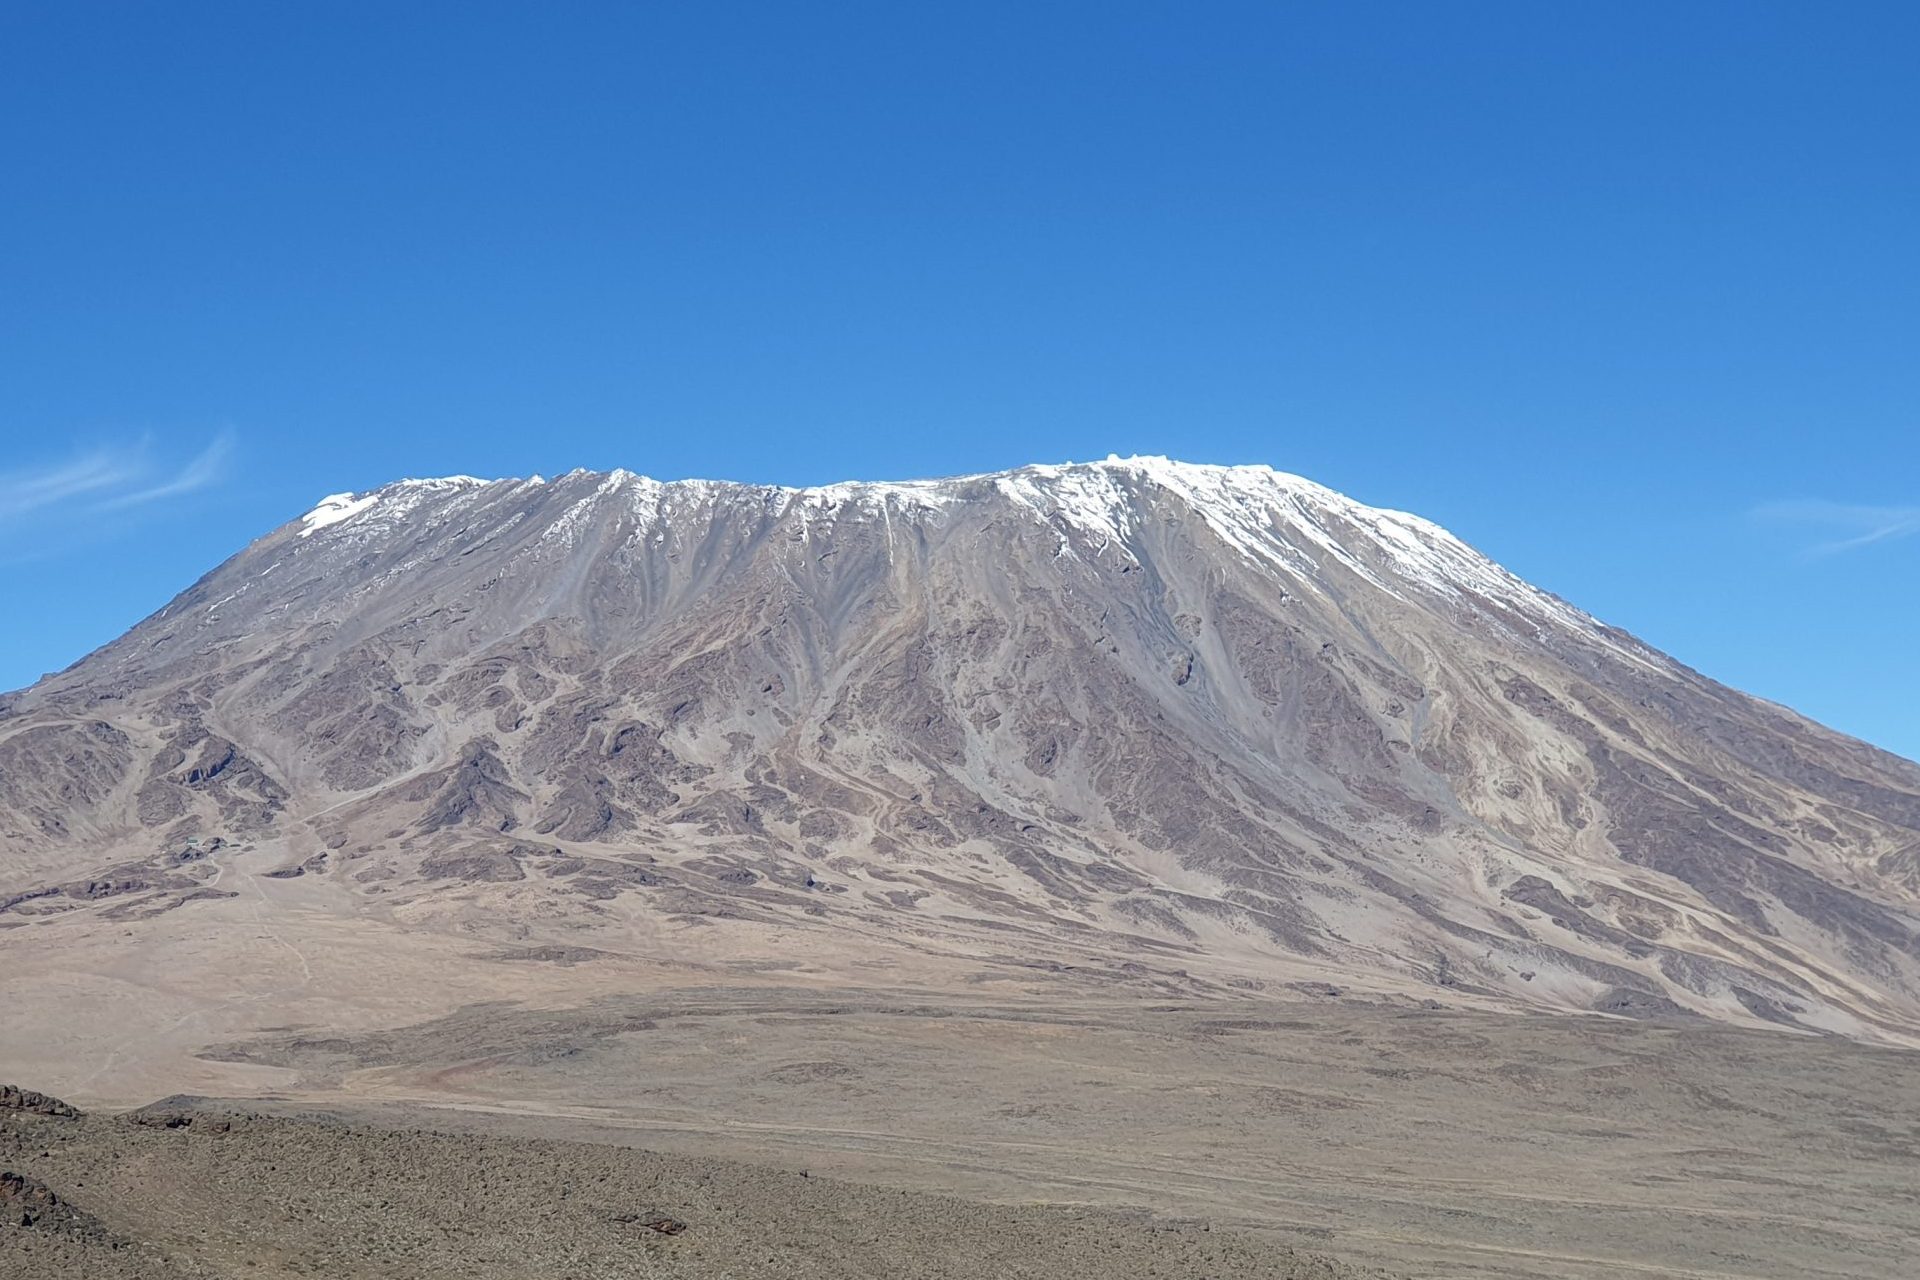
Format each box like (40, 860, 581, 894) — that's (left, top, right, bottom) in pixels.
(4, 456, 1919, 1042)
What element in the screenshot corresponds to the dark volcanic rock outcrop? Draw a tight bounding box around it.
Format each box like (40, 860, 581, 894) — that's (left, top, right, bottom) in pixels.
(0, 1170, 111, 1242)
(0, 1087, 80, 1119)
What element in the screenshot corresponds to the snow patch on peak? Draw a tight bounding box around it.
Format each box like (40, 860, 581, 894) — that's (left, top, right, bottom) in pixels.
(792, 476, 963, 516)
(986, 456, 1664, 669)
(299, 492, 379, 537)
(297, 476, 499, 542)
(383, 475, 492, 494)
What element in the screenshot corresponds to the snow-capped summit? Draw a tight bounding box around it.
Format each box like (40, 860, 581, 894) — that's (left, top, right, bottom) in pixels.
(287, 457, 1649, 666)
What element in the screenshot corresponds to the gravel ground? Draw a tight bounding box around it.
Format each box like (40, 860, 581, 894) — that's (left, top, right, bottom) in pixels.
(2, 1094, 1383, 1279)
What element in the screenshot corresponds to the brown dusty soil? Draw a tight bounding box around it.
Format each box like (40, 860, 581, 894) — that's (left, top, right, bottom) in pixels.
(10, 989, 1920, 1278)
(1, 1096, 1376, 1280)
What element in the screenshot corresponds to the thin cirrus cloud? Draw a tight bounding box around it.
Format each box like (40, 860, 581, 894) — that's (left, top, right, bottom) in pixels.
(0, 431, 236, 526)
(92, 432, 237, 511)
(1754, 499, 1920, 557)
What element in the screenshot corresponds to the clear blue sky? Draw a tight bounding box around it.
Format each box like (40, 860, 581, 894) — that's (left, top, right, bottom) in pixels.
(3, 3, 1916, 760)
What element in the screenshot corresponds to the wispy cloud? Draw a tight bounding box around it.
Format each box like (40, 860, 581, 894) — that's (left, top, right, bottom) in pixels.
(0, 431, 236, 527)
(1754, 499, 1920, 557)
(92, 432, 235, 511)
(0, 450, 136, 519)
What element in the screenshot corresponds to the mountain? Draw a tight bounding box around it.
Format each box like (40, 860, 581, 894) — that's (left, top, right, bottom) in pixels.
(5, 456, 1920, 1044)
